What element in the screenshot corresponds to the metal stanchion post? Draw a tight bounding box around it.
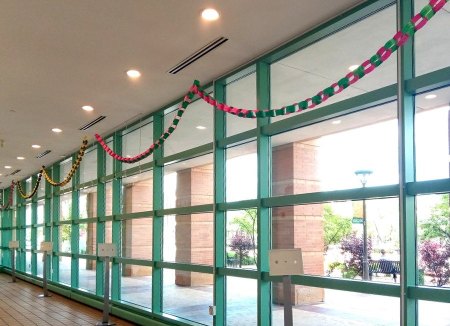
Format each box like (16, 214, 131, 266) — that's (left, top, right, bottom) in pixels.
(38, 250, 51, 298)
(96, 243, 116, 326)
(283, 275, 293, 326)
(10, 248, 16, 283)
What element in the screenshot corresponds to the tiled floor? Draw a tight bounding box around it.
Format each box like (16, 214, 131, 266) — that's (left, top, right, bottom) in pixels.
(0, 273, 136, 326)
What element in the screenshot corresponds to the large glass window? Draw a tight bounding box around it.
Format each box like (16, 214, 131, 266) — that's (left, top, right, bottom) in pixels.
(79, 147, 97, 184)
(271, 6, 396, 122)
(121, 264, 152, 309)
(226, 142, 257, 202)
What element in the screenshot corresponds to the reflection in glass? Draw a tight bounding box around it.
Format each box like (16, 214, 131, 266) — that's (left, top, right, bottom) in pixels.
(272, 103, 398, 196)
(415, 88, 450, 181)
(226, 142, 257, 202)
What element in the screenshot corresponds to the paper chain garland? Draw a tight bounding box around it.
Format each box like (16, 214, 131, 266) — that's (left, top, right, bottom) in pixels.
(42, 138, 88, 187)
(193, 0, 449, 118)
(0, 0, 448, 206)
(95, 88, 196, 163)
(96, 0, 448, 162)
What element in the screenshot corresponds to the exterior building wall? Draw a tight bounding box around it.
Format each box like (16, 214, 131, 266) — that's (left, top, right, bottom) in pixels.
(175, 165, 214, 286)
(272, 142, 325, 304)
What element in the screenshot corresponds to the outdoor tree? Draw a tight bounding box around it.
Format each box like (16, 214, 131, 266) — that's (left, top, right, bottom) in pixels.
(419, 240, 450, 287)
(229, 231, 253, 268)
(324, 204, 352, 252)
(340, 233, 372, 278)
(232, 208, 257, 264)
(420, 194, 450, 242)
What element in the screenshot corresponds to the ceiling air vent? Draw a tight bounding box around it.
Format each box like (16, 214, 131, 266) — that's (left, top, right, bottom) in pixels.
(168, 36, 228, 74)
(79, 116, 106, 131)
(36, 150, 51, 159)
(10, 169, 21, 176)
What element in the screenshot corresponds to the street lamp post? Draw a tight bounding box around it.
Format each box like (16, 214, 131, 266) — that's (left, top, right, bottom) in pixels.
(355, 169, 372, 281)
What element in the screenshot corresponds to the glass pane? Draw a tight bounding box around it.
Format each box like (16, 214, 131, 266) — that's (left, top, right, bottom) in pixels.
(272, 286, 399, 325)
(79, 187, 97, 218)
(417, 193, 450, 287)
(25, 251, 31, 273)
(60, 158, 73, 190)
(163, 98, 213, 156)
(271, 6, 396, 122)
(122, 120, 153, 169)
(79, 223, 96, 255)
(226, 142, 257, 202)
(273, 198, 399, 282)
(60, 193, 72, 221)
(122, 218, 152, 260)
(79, 147, 97, 183)
(26, 204, 32, 225)
(79, 258, 96, 293)
(226, 210, 257, 269)
(59, 225, 71, 252)
(415, 88, 450, 181)
(37, 200, 44, 224)
(414, 0, 450, 76)
(37, 253, 43, 277)
(122, 171, 153, 213)
(163, 269, 213, 325)
(419, 300, 450, 325)
(106, 182, 113, 216)
(59, 256, 71, 285)
(164, 213, 213, 265)
(105, 221, 113, 243)
(37, 227, 44, 247)
(121, 264, 152, 309)
(226, 72, 257, 136)
(272, 103, 398, 196)
(25, 227, 32, 249)
(164, 154, 213, 209)
(227, 277, 257, 326)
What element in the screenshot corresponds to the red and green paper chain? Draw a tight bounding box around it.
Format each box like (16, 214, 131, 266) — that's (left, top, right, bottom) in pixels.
(192, 0, 449, 118)
(95, 86, 196, 163)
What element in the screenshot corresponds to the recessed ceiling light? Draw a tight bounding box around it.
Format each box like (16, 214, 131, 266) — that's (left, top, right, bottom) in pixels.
(425, 94, 437, 100)
(126, 69, 141, 78)
(32, 144, 41, 149)
(82, 105, 94, 111)
(196, 125, 207, 130)
(4, 166, 11, 169)
(332, 120, 342, 125)
(52, 128, 62, 133)
(348, 65, 359, 71)
(201, 8, 220, 21)
(17, 157, 25, 160)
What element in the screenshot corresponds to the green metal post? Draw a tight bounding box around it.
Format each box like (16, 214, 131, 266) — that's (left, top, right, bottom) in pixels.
(256, 61, 272, 326)
(52, 165, 60, 282)
(398, 0, 417, 325)
(97, 142, 106, 296)
(31, 175, 38, 276)
(112, 133, 123, 301)
(152, 113, 164, 313)
(214, 80, 226, 326)
(71, 155, 80, 288)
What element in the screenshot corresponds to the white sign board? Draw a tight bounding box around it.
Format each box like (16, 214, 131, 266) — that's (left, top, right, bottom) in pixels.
(40, 241, 53, 252)
(9, 241, 19, 249)
(269, 249, 304, 276)
(98, 243, 117, 257)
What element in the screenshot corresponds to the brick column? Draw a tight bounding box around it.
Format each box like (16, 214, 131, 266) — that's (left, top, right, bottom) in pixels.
(122, 178, 153, 276)
(272, 142, 324, 304)
(175, 164, 214, 286)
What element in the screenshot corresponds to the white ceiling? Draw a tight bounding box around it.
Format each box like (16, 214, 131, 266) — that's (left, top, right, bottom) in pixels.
(0, 0, 368, 188)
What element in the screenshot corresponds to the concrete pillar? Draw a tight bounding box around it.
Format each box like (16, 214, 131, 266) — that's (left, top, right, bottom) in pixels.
(272, 142, 324, 304)
(122, 178, 153, 276)
(175, 165, 214, 286)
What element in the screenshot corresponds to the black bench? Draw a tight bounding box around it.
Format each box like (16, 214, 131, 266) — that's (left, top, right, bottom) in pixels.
(369, 259, 400, 282)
